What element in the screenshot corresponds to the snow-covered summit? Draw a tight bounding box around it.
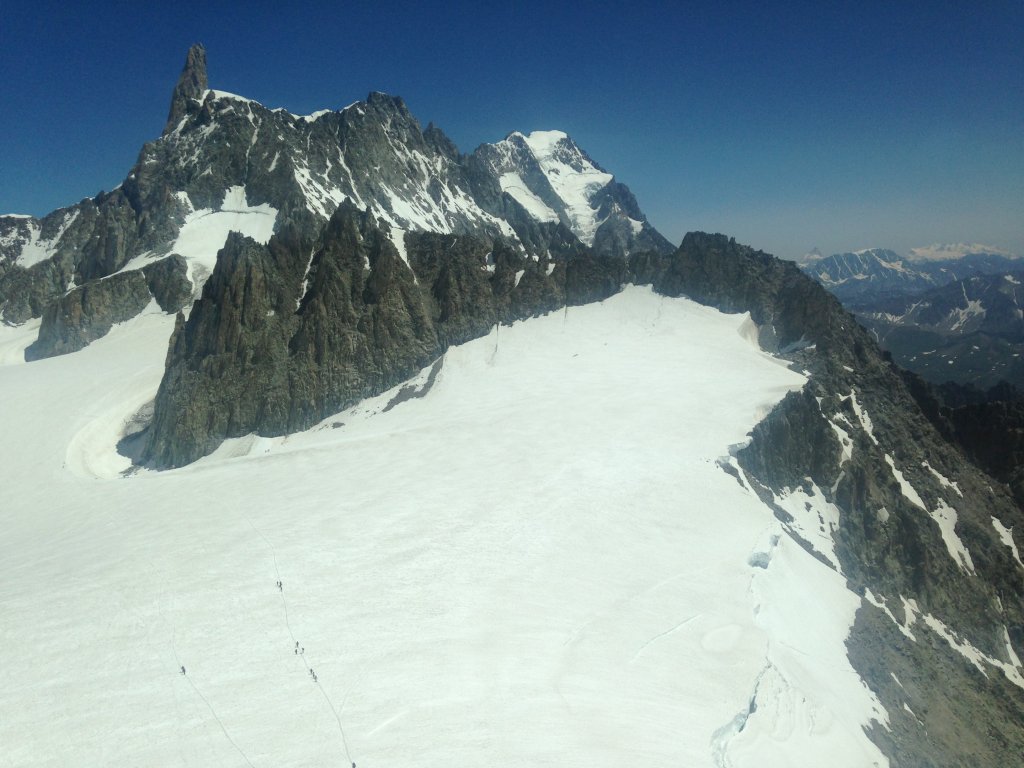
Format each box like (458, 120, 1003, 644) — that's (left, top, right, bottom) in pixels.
(157, 56, 666, 259)
(0, 45, 672, 331)
(514, 130, 614, 244)
(473, 129, 669, 253)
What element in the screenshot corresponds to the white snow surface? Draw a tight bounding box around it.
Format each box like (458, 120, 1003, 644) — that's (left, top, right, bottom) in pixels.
(0, 286, 890, 767)
(498, 172, 559, 223)
(11, 209, 80, 268)
(0, 317, 42, 364)
(992, 517, 1023, 567)
(521, 130, 613, 245)
(771, 481, 844, 572)
(923, 461, 962, 497)
(388, 227, 413, 273)
(171, 186, 278, 290)
(884, 454, 926, 510)
(931, 500, 974, 573)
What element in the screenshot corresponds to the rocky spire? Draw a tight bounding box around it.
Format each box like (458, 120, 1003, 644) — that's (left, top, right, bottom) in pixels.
(164, 43, 208, 134)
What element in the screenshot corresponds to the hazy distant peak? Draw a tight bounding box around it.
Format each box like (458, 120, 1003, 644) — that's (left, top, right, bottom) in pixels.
(852, 247, 901, 260)
(908, 242, 1015, 261)
(798, 246, 824, 264)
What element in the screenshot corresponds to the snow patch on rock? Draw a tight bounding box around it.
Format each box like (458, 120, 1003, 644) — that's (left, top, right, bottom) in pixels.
(992, 517, 1023, 567)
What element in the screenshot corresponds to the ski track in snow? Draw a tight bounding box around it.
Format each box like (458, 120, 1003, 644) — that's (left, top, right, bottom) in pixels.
(0, 286, 890, 767)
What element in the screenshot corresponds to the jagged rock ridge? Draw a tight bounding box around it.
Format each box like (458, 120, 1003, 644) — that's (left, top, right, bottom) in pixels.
(0, 44, 670, 348)
(141, 201, 628, 467)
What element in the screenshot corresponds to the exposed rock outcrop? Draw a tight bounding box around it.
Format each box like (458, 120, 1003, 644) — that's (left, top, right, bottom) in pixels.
(165, 43, 208, 134)
(141, 204, 571, 467)
(24, 255, 191, 360)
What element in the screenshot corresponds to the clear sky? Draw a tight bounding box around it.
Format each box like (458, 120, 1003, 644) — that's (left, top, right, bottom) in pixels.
(2, 0, 1021, 261)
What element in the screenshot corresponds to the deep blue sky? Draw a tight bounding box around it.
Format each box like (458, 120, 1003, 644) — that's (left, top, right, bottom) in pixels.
(2, 0, 1021, 260)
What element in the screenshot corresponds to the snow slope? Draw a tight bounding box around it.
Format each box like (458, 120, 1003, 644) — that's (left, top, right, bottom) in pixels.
(481, 130, 648, 248)
(520, 130, 613, 245)
(114, 186, 278, 293)
(0, 287, 888, 767)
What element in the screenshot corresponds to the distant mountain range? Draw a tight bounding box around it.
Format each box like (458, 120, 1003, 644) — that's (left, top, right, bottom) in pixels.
(800, 247, 1021, 308)
(858, 271, 1024, 391)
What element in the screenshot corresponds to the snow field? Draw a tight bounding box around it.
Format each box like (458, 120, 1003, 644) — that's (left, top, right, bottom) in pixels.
(171, 186, 278, 290)
(521, 131, 612, 245)
(0, 286, 891, 767)
(498, 172, 560, 223)
(0, 317, 41, 365)
(9, 210, 80, 269)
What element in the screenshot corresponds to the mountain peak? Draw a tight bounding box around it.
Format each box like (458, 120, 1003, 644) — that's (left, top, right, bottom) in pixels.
(365, 90, 404, 108)
(799, 247, 824, 264)
(520, 128, 569, 148)
(908, 242, 1015, 261)
(852, 247, 900, 260)
(164, 43, 208, 134)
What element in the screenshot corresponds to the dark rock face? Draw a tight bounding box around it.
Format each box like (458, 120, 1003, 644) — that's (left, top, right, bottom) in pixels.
(24, 255, 191, 360)
(944, 398, 1024, 507)
(141, 199, 666, 468)
(632, 232, 846, 352)
(0, 186, 182, 329)
(141, 204, 574, 467)
(165, 43, 208, 133)
(850, 605, 1024, 768)
(141, 254, 192, 313)
(144, 228, 309, 467)
(905, 375, 1024, 511)
(737, 388, 843, 492)
(0, 252, 76, 325)
(25, 271, 151, 360)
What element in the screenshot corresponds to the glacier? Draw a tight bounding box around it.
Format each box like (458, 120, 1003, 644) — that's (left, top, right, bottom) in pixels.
(0, 286, 890, 767)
